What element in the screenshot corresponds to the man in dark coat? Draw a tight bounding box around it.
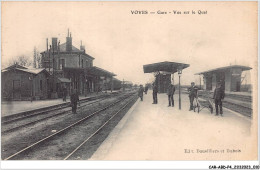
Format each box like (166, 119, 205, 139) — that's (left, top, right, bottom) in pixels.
(138, 85, 144, 101)
(167, 83, 175, 107)
(152, 83, 158, 104)
(70, 89, 80, 114)
(213, 82, 225, 116)
(188, 82, 198, 111)
(144, 85, 148, 94)
(62, 86, 67, 102)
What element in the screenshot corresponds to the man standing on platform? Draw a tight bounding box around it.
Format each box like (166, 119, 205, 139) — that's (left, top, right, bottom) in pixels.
(213, 82, 225, 116)
(138, 85, 144, 101)
(62, 85, 67, 102)
(70, 89, 80, 114)
(188, 82, 198, 111)
(152, 83, 158, 104)
(144, 85, 148, 94)
(167, 83, 175, 107)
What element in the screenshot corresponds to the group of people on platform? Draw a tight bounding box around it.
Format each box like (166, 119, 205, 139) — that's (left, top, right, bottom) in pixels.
(188, 81, 225, 116)
(138, 81, 225, 116)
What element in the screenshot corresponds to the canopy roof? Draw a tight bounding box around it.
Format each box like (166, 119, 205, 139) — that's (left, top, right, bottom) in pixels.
(143, 61, 190, 74)
(86, 66, 116, 77)
(195, 65, 252, 75)
(64, 66, 116, 77)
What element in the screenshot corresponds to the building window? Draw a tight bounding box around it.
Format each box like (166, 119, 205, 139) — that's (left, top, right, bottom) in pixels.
(60, 59, 65, 69)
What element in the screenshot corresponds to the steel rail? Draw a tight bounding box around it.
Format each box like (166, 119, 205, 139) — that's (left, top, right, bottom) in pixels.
(2, 95, 111, 124)
(64, 95, 137, 160)
(199, 95, 252, 113)
(4, 93, 135, 160)
(2, 96, 112, 134)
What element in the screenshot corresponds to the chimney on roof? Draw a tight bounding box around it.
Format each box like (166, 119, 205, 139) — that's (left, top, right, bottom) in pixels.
(52, 37, 58, 51)
(80, 40, 85, 51)
(66, 29, 72, 52)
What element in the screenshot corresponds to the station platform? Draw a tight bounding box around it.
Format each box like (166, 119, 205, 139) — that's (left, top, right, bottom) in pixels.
(90, 91, 256, 160)
(1, 91, 117, 117)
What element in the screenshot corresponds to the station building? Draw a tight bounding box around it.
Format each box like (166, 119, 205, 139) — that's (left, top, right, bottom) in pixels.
(1, 64, 50, 100)
(1, 30, 118, 101)
(195, 65, 252, 92)
(40, 30, 116, 98)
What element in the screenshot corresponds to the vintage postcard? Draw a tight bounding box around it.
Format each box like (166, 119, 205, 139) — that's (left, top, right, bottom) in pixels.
(1, 1, 259, 169)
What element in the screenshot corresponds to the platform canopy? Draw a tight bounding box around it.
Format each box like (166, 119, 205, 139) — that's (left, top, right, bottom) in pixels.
(64, 66, 116, 77)
(195, 65, 252, 75)
(85, 66, 116, 77)
(143, 61, 190, 74)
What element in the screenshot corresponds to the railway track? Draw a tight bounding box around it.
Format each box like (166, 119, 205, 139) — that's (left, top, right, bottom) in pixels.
(182, 89, 252, 117)
(64, 95, 137, 160)
(3, 91, 137, 160)
(2, 92, 119, 123)
(198, 94, 252, 117)
(1, 95, 113, 134)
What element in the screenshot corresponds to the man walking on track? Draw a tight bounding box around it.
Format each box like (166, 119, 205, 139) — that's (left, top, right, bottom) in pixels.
(70, 89, 80, 114)
(188, 82, 198, 111)
(213, 82, 225, 116)
(167, 83, 175, 107)
(152, 83, 158, 104)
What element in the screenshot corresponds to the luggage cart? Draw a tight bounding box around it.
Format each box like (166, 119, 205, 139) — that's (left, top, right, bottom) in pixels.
(193, 91, 214, 114)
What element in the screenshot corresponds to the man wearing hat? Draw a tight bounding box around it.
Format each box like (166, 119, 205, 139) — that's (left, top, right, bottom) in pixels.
(167, 83, 175, 107)
(70, 89, 80, 114)
(152, 83, 158, 104)
(188, 82, 198, 111)
(213, 82, 225, 116)
(138, 85, 144, 101)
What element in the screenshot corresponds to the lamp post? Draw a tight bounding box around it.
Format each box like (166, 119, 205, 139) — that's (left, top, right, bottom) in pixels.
(177, 67, 182, 110)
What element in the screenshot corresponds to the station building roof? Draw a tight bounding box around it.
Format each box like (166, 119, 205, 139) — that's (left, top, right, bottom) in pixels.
(143, 61, 190, 74)
(40, 43, 95, 60)
(2, 64, 50, 76)
(195, 65, 252, 75)
(15, 68, 50, 75)
(41, 43, 81, 53)
(3, 63, 27, 70)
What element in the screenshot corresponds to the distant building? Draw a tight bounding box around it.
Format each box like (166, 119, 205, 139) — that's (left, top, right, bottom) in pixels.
(122, 81, 133, 90)
(40, 29, 116, 98)
(2, 64, 50, 100)
(195, 65, 252, 92)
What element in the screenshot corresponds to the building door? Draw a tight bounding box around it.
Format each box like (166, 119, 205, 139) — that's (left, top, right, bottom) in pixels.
(236, 81, 241, 92)
(13, 80, 21, 100)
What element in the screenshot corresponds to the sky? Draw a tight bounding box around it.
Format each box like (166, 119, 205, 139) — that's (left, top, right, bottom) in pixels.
(1, 1, 257, 85)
